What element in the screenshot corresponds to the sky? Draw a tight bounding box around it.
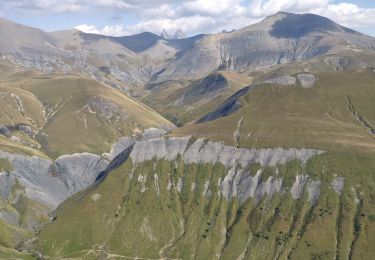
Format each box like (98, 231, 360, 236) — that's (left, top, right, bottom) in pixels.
(1, 0, 375, 37)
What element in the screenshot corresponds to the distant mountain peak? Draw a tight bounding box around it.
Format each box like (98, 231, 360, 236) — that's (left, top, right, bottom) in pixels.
(174, 29, 186, 39)
(160, 29, 171, 39)
(160, 28, 186, 40)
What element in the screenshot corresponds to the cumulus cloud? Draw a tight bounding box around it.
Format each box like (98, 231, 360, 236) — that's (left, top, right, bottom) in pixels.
(2, 0, 375, 36)
(249, 0, 330, 17)
(312, 3, 375, 28)
(76, 16, 219, 36)
(182, 0, 246, 16)
(1, 0, 84, 13)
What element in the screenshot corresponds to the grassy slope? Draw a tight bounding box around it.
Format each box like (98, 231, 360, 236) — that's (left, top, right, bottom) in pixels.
(0, 72, 174, 158)
(171, 70, 375, 153)
(35, 151, 375, 260)
(20, 75, 173, 157)
(32, 68, 375, 259)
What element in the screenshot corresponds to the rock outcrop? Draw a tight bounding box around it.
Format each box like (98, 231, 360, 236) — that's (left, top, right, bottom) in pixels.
(54, 153, 109, 194)
(130, 137, 323, 167)
(0, 150, 109, 209)
(297, 73, 316, 88)
(128, 137, 325, 205)
(331, 177, 345, 195)
(263, 76, 297, 86)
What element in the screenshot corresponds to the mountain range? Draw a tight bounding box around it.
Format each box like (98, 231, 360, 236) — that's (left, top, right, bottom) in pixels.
(0, 11, 374, 259)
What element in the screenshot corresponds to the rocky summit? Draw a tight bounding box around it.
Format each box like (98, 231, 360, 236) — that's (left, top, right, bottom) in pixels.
(0, 10, 374, 260)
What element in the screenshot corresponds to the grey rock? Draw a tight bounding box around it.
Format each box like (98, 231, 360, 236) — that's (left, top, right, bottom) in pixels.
(0, 147, 111, 233)
(176, 178, 183, 193)
(297, 73, 316, 88)
(17, 125, 33, 137)
(0, 151, 66, 208)
(263, 76, 296, 86)
(202, 181, 211, 196)
(307, 180, 321, 204)
(129, 137, 325, 205)
(0, 171, 16, 199)
(130, 137, 190, 164)
(91, 193, 101, 202)
(331, 177, 345, 195)
(142, 127, 168, 140)
(103, 128, 167, 161)
(0, 125, 11, 137)
(0, 210, 19, 226)
(54, 153, 109, 194)
(104, 137, 135, 161)
(87, 96, 128, 120)
(130, 137, 323, 168)
(290, 174, 309, 199)
(219, 167, 283, 204)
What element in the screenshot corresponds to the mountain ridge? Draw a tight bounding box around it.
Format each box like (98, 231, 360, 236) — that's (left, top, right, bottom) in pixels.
(0, 12, 374, 90)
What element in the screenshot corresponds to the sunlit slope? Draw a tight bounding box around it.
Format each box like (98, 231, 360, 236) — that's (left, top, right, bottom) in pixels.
(172, 70, 375, 152)
(143, 71, 252, 125)
(0, 72, 174, 158)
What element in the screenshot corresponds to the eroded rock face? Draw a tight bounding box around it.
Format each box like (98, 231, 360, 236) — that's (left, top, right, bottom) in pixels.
(54, 153, 109, 194)
(290, 174, 309, 199)
(0, 125, 11, 137)
(297, 73, 316, 88)
(104, 137, 135, 161)
(331, 177, 345, 195)
(218, 168, 283, 204)
(103, 127, 168, 161)
(129, 137, 326, 205)
(0, 150, 109, 211)
(0, 128, 169, 223)
(0, 210, 19, 226)
(130, 137, 324, 168)
(87, 96, 128, 120)
(0, 151, 65, 208)
(0, 133, 333, 241)
(17, 124, 33, 137)
(263, 76, 296, 86)
(0, 171, 15, 199)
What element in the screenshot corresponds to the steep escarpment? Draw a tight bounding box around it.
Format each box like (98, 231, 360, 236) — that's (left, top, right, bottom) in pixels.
(31, 135, 374, 259)
(0, 128, 167, 255)
(32, 136, 375, 259)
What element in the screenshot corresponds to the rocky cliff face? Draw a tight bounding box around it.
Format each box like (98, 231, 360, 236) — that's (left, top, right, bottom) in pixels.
(0, 128, 167, 232)
(128, 137, 325, 205)
(0, 132, 324, 230)
(34, 134, 363, 260)
(0, 151, 108, 209)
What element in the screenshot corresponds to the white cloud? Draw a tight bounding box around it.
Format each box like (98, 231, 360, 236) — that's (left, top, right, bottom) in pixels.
(2, 0, 84, 13)
(249, 0, 329, 17)
(312, 3, 375, 28)
(2, 0, 375, 36)
(182, 0, 245, 15)
(138, 4, 178, 19)
(75, 16, 217, 36)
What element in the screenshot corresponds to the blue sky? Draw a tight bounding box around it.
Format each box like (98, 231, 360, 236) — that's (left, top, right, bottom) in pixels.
(1, 0, 375, 37)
